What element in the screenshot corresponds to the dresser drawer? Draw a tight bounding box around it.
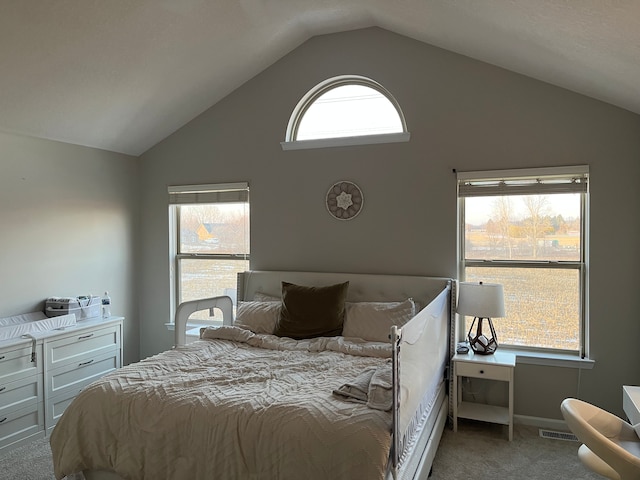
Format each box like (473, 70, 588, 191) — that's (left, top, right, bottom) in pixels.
(456, 361, 512, 381)
(0, 374, 42, 417)
(0, 344, 41, 384)
(45, 324, 120, 370)
(46, 392, 76, 433)
(46, 382, 93, 432)
(46, 349, 120, 398)
(0, 401, 44, 450)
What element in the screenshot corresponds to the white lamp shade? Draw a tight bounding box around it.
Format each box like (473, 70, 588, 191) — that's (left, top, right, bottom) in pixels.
(457, 282, 505, 318)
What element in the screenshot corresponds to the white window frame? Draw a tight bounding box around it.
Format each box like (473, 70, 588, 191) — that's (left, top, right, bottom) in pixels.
(167, 182, 249, 328)
(457, 166, 590, 361)
(281, 75, 410, 151)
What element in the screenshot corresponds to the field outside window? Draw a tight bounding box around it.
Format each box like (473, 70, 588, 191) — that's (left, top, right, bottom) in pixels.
(176, 202, 249, 322)
(462, 192, 584, 352)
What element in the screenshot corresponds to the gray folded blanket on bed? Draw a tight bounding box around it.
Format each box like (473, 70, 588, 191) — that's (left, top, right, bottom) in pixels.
(333, 361, 392, 411)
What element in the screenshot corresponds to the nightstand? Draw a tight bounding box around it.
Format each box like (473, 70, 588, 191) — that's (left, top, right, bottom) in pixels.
(452, 350, 515, 440)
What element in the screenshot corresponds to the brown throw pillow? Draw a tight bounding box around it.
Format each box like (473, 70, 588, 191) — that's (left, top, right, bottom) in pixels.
(273, 281, 349, 339)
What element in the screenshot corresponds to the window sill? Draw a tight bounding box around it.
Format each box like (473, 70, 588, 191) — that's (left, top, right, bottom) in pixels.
(165, 321, 223, 331)
(281, 132, 410, 151)
(500, 348, 595, 369)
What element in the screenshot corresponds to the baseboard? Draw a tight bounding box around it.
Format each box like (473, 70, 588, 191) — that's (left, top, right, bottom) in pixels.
(514, 414, 569, 431)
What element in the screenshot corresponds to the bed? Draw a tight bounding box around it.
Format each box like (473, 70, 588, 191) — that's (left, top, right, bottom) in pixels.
(50, 270, 455, 480)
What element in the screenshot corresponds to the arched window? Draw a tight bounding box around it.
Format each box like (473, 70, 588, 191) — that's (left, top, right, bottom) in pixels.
(282, 75, 410, 150)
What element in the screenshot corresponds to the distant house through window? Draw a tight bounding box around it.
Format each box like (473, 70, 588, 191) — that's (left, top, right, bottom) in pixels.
(282, 75, 410, 150)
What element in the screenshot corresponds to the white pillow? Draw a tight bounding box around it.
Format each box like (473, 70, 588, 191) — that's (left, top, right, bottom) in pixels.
(253, 292, 280, 302)
(233, 301, 280, 334)
(342, 299, 416, 343)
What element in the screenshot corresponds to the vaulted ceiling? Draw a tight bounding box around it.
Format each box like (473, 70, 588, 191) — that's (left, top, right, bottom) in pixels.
(1, 1, 638, 156)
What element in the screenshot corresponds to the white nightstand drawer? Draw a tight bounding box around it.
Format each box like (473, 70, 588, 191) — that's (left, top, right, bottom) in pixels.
(45, 324, 120, 370)
(456, 361, 511, 382)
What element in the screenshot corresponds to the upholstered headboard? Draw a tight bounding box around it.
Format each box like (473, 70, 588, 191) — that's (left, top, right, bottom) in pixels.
(237, 270, 452, 308)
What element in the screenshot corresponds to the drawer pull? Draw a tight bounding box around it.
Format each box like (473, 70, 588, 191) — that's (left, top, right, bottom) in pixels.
(78, 333, 94, 340)
(0, 417, 7, 424)
(0, 386, 5, 393)
(79, 359, 95, 367)
(0, 356, 5, 361)
(480, 370, 485, 374)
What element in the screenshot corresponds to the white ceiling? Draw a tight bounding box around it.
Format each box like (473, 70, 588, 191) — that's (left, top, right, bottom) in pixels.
(1, 0, 638, 156)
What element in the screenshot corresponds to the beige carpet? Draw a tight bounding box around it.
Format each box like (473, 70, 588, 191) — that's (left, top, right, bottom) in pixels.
(0, 435, 55, 480)
(431, 419, 601, 479)
(0, 421, 600, 479)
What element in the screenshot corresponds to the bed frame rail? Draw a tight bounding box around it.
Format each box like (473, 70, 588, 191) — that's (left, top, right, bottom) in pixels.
(174, 295, 233, 346)
(391, 324, 402, 478)
(390, 281, 452, 480)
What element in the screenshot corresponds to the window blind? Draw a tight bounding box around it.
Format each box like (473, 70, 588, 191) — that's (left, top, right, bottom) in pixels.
(168, 182, 249, 205)
(457, 166, 588, 197)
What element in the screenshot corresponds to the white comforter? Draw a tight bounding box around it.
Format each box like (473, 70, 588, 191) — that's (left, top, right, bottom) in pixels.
(50, 327, 393, 480)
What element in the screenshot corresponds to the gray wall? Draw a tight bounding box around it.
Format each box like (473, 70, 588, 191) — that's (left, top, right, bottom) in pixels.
(0, 131, 140, 365)
(138, 27, 640, 420)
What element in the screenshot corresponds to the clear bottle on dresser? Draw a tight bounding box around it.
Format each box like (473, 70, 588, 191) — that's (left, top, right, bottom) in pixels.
(102, 291, 111, 318)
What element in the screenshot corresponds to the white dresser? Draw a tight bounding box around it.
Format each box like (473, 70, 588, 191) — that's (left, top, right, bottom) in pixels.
(0, 316, 123, 452)
(0, 340, 44, 452)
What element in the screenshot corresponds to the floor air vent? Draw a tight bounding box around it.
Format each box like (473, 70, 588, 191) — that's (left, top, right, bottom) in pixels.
(539, 429, 578, 442)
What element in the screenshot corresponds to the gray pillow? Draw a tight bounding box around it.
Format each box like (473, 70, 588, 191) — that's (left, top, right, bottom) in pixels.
(274, 281, 349, 340)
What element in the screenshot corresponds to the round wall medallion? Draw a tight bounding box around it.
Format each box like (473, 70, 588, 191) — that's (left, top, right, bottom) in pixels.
(326, 181, 364, 220)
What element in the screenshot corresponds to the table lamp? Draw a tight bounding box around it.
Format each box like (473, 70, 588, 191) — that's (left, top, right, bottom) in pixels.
(457, 281, 505, 355)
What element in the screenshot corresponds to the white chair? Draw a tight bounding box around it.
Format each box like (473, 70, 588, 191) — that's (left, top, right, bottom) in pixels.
(561, 397, 640, 479)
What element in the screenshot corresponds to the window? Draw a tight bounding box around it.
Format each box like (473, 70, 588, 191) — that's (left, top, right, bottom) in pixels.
(168, 183, 249, 324)
(457, 166, 589, 356)
(282, 75, 410, 150)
